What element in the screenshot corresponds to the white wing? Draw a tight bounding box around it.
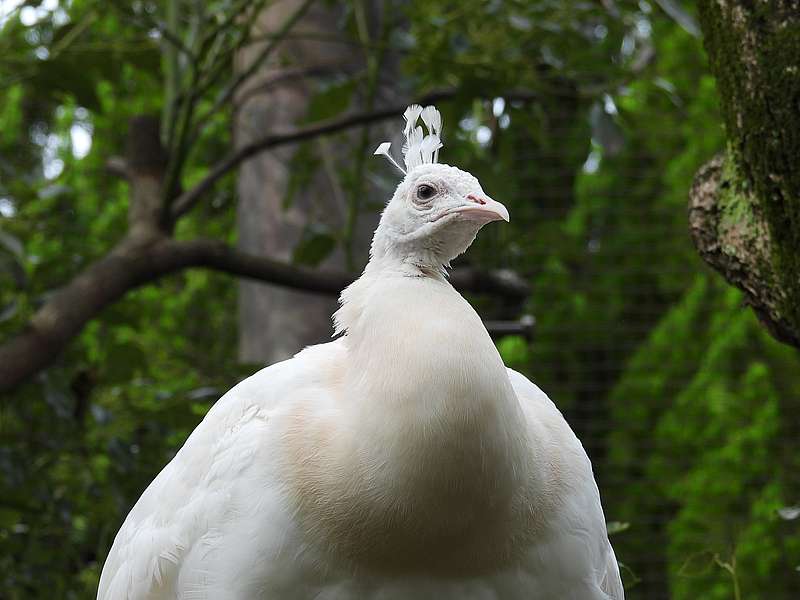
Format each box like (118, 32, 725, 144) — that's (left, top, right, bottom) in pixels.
(97, 341, 346, 600)
(507, 368, 624, 600)
(600, 541, 625, 599)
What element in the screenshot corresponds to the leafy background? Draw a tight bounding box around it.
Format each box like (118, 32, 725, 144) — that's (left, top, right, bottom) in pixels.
(1, 1, 799, 598)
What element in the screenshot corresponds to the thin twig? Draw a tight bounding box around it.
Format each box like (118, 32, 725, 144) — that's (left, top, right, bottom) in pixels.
(197, 0, 255, 55)
(170, 90, 459, 218)
(202, 0, 316, 122)
(108, 0, 196, 61)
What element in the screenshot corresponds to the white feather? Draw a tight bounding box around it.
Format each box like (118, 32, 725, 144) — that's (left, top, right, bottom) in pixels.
(402, 104, 423, 139)
(373, 142, 405, 174)
(402, 125, 425, 170)
(420, 105, 441, 136)
(373, 104, 447, 174)
(418, 134, 443, 166)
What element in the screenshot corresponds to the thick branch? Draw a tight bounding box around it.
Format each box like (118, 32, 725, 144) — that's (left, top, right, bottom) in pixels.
(693, 0, 800, 348)
(0, 237, 529, 392)
(174, 238, 353, 293)
(485, 315, 536, 341)
(689, 154, 798, 347)
(448, 266, 530, 302)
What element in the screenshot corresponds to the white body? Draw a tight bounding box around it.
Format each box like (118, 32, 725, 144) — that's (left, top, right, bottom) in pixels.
(98, 268, 623, 600)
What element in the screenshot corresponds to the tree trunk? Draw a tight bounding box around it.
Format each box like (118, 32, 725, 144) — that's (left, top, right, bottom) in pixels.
(234, 1, 395, 364)
(690, 0, 800, 348)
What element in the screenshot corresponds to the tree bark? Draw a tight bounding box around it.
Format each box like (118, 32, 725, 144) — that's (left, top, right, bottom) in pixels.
(690, 0, 800, 348)
(235, 1, 347, 364)
(234, 0, 397, 364)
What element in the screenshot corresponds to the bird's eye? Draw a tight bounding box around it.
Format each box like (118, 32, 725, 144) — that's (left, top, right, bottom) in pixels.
(416, 184, 436, 202)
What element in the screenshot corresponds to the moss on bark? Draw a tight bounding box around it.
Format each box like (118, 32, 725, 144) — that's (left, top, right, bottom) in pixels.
(694, 0, 800, 348)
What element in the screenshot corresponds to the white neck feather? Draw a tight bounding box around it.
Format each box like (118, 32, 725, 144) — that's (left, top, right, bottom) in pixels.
(293, 262, 533, 574)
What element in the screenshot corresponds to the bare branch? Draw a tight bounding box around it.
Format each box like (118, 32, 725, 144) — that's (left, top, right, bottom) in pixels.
(485, 315, 536, 340)
(105, 156, 130, 179)
(109, 0, 196, 61)
(448, 267, 530, 302)
(0, 236, 529, 392)
(0, 237, 345, 392)
(171, 238, 353, 293)
(203, 0, 316, 119)
(170, 90, 458, 218)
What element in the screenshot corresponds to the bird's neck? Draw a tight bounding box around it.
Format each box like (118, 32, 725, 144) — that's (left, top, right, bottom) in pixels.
(366, 218, 478, 277)
(366, 227, 449, 278)
(336, 262, 525, 450)
(293, 269, 531, 573)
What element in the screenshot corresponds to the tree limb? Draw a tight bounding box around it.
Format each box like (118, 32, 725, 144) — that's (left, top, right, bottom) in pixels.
(0, 236, 529, 393)
(689, 155, 798, 347)
(0, 237, 344, 393)
(485, 314, 536, 341)
(692, 0, 800, 349)
(200, 0, 316, 124)
(170, 88, 548, 220)
(170, 89, 459, 218)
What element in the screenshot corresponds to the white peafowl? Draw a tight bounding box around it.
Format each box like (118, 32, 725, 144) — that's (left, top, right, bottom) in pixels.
(98, 104, 624, 600)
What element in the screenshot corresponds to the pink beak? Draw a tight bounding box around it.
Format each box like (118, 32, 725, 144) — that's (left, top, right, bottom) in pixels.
(451, 194, 510, 223)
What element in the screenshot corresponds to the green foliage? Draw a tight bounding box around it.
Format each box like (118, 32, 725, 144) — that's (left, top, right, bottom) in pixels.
(422, 3, 800, 597)
(562, 13, 800, 599)
(0, 2, 248, 597)
(609, 275, 800, 598)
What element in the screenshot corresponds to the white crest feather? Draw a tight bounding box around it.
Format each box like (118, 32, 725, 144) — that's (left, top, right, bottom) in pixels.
(420, 106, 442, 162)
(420, 105, 441, 136)
(418, 134, 442, 165)
(402, 125, 424, 169)
(403, 105, 423, 138)
(373, 142, 405, 174)
(373, 104, 444, 174)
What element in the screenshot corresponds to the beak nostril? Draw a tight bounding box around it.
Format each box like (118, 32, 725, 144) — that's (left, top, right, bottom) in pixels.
(450, 194, 510, 223)
(467, 194, 487, 205)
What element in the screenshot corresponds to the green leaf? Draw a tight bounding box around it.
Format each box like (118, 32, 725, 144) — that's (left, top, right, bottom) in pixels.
(292, 228, 337, 267)
(606, 521, 631, 536)
(282, 142, 319, 211)
(303, 79, 356, 123)
(103, 342, 147, 382)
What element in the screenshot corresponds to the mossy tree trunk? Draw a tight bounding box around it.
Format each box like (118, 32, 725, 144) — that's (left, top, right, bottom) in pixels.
(690, 0, 800, 348)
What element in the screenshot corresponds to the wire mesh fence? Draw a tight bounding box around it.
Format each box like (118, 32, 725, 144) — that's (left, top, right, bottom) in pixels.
(475, 97, 800, 597)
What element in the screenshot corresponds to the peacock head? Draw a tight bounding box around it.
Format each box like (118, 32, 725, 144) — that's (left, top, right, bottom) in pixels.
(371, 105, 509, 268)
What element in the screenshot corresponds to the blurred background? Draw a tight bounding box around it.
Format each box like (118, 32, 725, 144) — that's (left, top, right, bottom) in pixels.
(1, 0, 799, 598)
